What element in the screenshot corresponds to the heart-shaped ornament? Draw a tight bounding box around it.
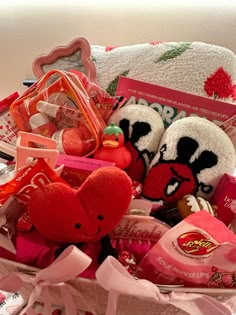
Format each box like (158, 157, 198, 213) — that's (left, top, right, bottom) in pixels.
(28, 166, 132, 243)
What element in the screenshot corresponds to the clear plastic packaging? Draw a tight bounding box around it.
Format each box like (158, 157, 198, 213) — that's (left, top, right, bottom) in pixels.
(10, 70, 113, 157)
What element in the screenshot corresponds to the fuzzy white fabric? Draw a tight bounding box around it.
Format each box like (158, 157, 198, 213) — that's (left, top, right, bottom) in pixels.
(108, 104, 164, 155)
(91, 41, 236, 104)
(148, 117, 236, 200)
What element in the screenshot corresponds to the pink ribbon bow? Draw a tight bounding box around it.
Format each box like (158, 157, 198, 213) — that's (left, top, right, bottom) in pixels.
(96, 256, 233, 315)
(0, 245, 96, 315)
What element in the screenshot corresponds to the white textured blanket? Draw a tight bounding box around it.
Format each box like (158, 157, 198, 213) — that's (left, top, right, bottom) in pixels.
(91, 41, 236, 104)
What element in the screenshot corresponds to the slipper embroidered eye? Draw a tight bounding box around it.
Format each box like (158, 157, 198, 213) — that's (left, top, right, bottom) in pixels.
(142, 117, 236, 206)
(28, 166, 133, 243)
(108, 104, 165, 182)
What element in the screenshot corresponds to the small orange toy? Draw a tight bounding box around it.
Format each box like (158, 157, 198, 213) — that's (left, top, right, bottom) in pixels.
(94, 122, 131, 169)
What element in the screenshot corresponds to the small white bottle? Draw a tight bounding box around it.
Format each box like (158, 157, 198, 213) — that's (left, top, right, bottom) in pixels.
(37, 101, 59, 118)
(29, 113, 57, 138)
(37, 100, 81, 129)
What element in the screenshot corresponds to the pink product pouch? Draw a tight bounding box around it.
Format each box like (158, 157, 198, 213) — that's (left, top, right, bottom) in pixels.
(110, 215, 170, 263)
(135, 211, 236, 288)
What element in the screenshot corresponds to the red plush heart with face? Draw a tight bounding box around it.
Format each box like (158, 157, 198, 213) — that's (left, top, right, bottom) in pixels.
(28, 166, 132, 243)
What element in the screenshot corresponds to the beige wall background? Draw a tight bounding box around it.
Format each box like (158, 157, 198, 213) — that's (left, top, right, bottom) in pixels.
(1, 0, 236, 98)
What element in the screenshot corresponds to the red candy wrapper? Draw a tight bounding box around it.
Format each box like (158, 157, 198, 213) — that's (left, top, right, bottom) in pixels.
(211, 173, 236, 226)
(0, 158, 66, 231)
(118, 250, 137, 274)
(132, 181, 142, 199)
(17, 211, 32, 232)
(0, 158, 66, 205)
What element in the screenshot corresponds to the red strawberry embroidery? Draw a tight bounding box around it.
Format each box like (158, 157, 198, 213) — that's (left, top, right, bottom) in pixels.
(233, 84, 236, 101)
(0, 292, 5, 302)
(149, 40, 163, 45)
(105, 46, 119, 52)
(204, 67, 234, 99)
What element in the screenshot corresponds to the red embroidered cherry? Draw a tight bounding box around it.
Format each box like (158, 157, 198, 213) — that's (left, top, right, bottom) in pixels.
(204, 67, 234, 99)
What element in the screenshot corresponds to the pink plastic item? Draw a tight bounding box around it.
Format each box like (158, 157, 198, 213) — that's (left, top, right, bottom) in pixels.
(15, 131, 61, 175)
(32, 37, 98, 83)
(135, 211, 236, 288)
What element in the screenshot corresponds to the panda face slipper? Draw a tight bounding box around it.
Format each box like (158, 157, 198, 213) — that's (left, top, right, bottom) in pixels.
(142, 117, 236, 205)
(108, 104, 164, 182)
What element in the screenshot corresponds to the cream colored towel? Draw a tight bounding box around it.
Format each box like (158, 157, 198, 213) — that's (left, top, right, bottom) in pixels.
(91, 41, 236, 104)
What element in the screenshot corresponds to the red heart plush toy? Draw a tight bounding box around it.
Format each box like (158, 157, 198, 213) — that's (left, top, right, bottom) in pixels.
(28, 166, 132, 243)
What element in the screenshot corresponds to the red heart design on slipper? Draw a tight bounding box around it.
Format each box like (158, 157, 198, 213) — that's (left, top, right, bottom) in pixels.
(28, 167, 132, 243)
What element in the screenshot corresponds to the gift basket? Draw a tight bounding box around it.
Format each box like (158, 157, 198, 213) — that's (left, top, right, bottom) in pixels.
(0, 37, 235, 314)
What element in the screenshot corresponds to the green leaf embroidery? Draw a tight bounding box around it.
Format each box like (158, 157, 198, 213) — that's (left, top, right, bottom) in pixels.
(106, 70, 130, 96)
(155, 42, 192, 62)
(91, 55, 97, 62)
